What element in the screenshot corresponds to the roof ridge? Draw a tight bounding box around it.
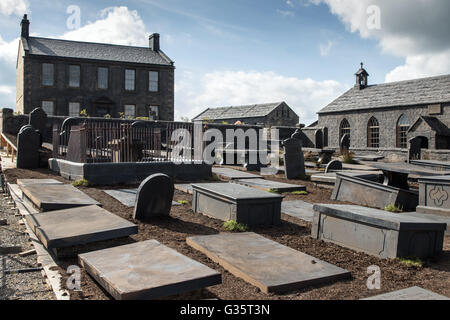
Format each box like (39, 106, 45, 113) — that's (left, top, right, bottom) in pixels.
(29, 36, 151, 50)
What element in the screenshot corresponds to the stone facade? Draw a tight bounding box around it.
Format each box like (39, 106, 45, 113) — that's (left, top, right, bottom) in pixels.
(15, 15, 175, 121)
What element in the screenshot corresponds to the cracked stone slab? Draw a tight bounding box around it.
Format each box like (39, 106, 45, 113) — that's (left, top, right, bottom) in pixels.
(79, 240, 222, 300)
(104, 189, 181, 208)
(187, 232, 350, 294)
(19, 184, 100, 211)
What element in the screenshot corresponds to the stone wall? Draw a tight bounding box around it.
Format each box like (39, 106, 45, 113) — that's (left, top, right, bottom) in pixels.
(19, 55, 175, 120)
(318, 103, 450, 150)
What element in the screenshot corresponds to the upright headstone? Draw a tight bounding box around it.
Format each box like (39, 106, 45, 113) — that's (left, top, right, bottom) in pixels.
(325, 160, 343, 173)
(340, 134, 350, 153)
(29, 107, 47, 143)
(283, 129, 305, 180)
(17, 125, 40, 169)
(133, 174, 174, 221)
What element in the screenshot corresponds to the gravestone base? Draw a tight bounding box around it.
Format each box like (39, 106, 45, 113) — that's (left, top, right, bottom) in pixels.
(418, 175, 450, 217)
(312, 204, 446, 259)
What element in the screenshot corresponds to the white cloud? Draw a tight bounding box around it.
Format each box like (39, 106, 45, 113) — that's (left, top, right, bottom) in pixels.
(0, 0, 28, 16)
(175, 70, 346, 125)
(0, 35, 19, 64)
(311, 0, 450, 81)
(61, 7, 148, 46)
(319, 40, 335, 57)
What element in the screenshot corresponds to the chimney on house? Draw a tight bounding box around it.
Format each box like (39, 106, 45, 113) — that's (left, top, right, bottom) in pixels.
(149, 33, 160, 51)
(21, 14, 30, 39)
(355, 62, 369, 89)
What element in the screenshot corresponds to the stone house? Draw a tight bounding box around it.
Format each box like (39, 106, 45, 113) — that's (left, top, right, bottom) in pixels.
(313, 64, 450, 159)
(192, 102, 299, 127)
(15, 15, 175, 120)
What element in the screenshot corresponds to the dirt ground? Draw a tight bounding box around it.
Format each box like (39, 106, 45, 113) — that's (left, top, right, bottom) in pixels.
(3, 167, 450, 300)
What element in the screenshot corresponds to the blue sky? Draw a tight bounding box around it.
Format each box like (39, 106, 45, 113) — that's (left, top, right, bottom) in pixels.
(1, 0, 449, 124)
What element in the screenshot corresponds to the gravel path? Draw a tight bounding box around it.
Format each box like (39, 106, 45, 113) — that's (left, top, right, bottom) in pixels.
(0, 191, 55, 300)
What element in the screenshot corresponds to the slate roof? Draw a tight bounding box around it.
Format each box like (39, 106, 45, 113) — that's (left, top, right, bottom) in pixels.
(193, 102, 285, 121)
(319, 74, 450, 114)
(24, 37, 173, 66)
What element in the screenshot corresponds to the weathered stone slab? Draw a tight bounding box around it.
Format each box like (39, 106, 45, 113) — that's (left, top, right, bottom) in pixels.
(342, 163, 379, 171)
(401, 211, 450, 235)
(133, 174, 174, 221)
(417, 175, 450, 217)
(19, 184, 101, 211)
(17, 179, 63, 187)
(410, 160, 450, 171)
(331, 173, 418, 211)
(25, 205, 138, 254)
(79, 240, 221, 300)
(353, 155, 384, 162)
(232, 178, 305, 193)
(175, 184, 193, 194)
(362, 287, 449, 300)
(187, 232, 350, 293)
(312, 204, 446, 259)
(105, 188, 181, 208)
(192, 183, 283, 226)
(212, 167, 260, 180)
(311, 171, 381, 185)
(281, 200, 315, 222)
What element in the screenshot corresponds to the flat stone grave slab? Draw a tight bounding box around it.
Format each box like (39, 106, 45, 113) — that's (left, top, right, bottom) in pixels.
(281, 200, 315, 222)
(362, 286, 449, 300)
(104, 189, 181, 208)
(17, 179, 63, 187)
(25, 205, 138, 256)
(192, 183, 283, 226)
(342, 163, 379, 171)
(231, 178, 306, 193)
(19, 184, 101, 211)
(311, 171, 382, 185)
(353, 155, 385, 162)
(79, 240, 221, 300)
(212, 167, 260, 180)
(187, 232, 350, 294)
(331, 173, 418, 211)
(417, 175, 450, 217)
(410, 160, 450, 171)
(401, 211, 450, 235)
(312, 204, 446, 259)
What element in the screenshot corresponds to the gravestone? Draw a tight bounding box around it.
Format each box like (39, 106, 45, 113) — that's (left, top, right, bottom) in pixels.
(105, 189, 181, 208)
(232, 178, 306, 193)
(281, 200, 315, 222)
(66, 125, 87, 163)
(187, 232, 350, 293)
(317, 150, 334, 165)
(331, 173, 418, 211)
(25, 205, 138, 257)
(29, 107, 47, 142)
(283, 129, 305, 180)
(17, 125, 40, 169)
(133, 174, 174, 221)
(325, 160, 343, 173)
(340, 134, 350, 153)
(192, 183, 283, 226)
(212, 167, 260, 180)
(312, 204, 446, 259)
(79, 240, 221, 300)
(417, 175, 450, 216)
(362, 287, 449, 300)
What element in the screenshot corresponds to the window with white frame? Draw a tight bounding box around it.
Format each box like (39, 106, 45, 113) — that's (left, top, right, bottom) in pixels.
(42, 63, 54, 86)
(149, 71, 159, 92)
(69, 102, 81, 117)
(124, 105, 136, 118)
(149, 105, 159, 119)
(98, 67, 108, 89)
(41, 101, 54, 115)
(125, 69, 135, 91)
(69, 65, 80, 87)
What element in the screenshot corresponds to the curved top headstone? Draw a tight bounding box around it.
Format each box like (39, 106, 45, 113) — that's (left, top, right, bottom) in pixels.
(29, 107, 47, 136)
(133, 173, 175, 221)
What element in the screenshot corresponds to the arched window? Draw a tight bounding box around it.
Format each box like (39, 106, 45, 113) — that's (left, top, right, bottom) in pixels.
(396, 114, 410, 149)
(339, 119, 351, 141)
(367, 117, 380, 148)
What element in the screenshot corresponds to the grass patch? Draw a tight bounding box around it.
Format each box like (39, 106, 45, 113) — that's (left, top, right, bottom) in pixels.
(268, 189, 280, 194)
(342, 150, 356, 164)
(223, 220, 249, 232)
(384, 204, 403, 213)
(396, 257, 423, 268)
(72, 179, 89, 187)
(177, 200, 189, 205)
(291, 190, 308, 195)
